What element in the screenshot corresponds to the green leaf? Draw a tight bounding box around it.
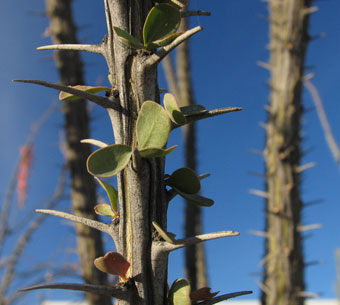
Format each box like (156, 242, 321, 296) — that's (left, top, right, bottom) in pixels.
(87, 144, 132, 178)
(143, 4, 181, 48)
(59, 85, 111, 101)
(94, 203, 116, 217)
(152, 221, 175, 244)
(180, 104, 207, 116)
(176, 189, 214, 207)
(113, 27, 145, 49)
(166, 168, 201, 194)
(169, 279, 191, 305)
(95, 177, 119, 215)
(163, 93, 186, 125)
(139, 145, 177, 158)
(136, 101, 171, 149)
(147, 32, 183, 50)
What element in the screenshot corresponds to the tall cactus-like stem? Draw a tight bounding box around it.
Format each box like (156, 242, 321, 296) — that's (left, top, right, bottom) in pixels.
(261, 1, 313, 305)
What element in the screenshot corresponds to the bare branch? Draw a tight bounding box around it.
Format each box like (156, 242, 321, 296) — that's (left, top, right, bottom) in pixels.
(146, 26, 203, 66)
(181, 10, 211, 17)
(161, 231, 239, 252)
(13, 79, 121, 111)
(304, 79, 340, 166)
(18, 283, 129, 300)
(37, 43, 104, 54)
(197, 290, 253, 305)
(172, 107, 243, 129)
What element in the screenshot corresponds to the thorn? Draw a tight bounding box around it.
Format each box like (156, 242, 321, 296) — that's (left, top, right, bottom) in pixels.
(298, 224, 322, 232)
(248, 230, 269, 238)
(172, 106, 242, 129)
(305, 260, 325, 267)
(247, 171, 266, 179)
(302, 6, 319, 16)
(146, 26, 203, 66)
(257, 61, 271, 70)
(199, 173, 211, 180)
(258, 253, 272, 267)
(259, 122, 267, 130)
(309, 32, 326, 41)
(248, 149, 264, 157)
(295, 162, 317, 173)
(249, 189, 268, 198)
(297, 291, 320, 298)
(13, 79, 121, 111)
(181, 10, 211, 17)
(303, 72, 315, 81)
(81, 139, 108, 148)
(304, 199, 324, 207)
(37, 43, 104, 55)
(255, 280, 270, 295)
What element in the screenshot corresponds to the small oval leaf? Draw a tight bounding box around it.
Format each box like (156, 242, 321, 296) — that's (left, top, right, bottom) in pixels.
(139, 145, 177, 158)
(94, 252, 130, 281)
(143, 4, 181, 47)
(169, 278, 191, 305)
(176, 189, 214, 207)
(180, 104, 207, 116)
(94, 203, 115, 217)
(164, 93, 186, 125)
(87, 144, 132, 178)
(113, 27, 145, 49)
(95, 177, 119, 215)
(166, 168, 201, 194)
(59, 85, 110, 101)
(136, 101, 171, 149)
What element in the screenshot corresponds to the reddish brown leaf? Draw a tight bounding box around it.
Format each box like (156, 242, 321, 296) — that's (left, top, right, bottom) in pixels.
(94, 252, 130, 281)
(17, 145, 33, 207)
(190, 287, 219, 301)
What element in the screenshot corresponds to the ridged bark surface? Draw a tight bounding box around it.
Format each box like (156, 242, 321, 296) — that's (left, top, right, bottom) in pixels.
(262, 1, 312, 305)
(45, 1, 111, 305)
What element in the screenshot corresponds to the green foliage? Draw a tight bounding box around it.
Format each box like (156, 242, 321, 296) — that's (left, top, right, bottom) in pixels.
(95, 177, 119, 215)
(166, 168, 201, 194)
(180, 104, 207, 116)
(143, 4, 181, 49)
(169, 279, 191, 305)
(87, 144, 133, 178)
(136, 101, 171, 149)
(113, 27, 145, 50)
(59, 85, 110, 101)
(164, 93, 186, 125)
(114, 3, 181, 51)
(139, 145, 177, 158)
(175, 191, 214, 207)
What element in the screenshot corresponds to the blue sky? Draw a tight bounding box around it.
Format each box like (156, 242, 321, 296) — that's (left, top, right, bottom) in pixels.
(1, 0, 340, 303)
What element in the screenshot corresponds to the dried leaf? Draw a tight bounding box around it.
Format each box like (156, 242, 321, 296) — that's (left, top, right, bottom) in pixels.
(94, 252, 130, 281)
(190, 287, 219, 301)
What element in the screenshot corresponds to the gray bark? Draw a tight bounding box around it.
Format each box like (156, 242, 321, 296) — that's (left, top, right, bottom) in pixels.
(261, 1, 313, 305)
